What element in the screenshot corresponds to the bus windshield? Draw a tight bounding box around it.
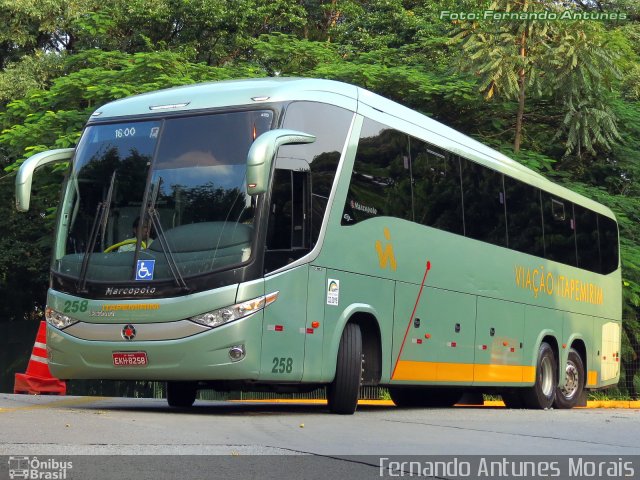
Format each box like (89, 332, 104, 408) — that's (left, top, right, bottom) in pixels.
(53, 110, 274, 285)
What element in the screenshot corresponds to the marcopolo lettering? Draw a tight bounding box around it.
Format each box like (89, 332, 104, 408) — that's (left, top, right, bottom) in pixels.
(105, 287, 157, 296)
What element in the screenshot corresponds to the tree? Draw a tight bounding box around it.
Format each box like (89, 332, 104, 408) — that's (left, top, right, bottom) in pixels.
(451, 0, 625, 157)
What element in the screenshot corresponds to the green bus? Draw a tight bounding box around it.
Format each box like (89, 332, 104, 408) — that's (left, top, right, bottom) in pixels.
(16, 78, 621, 414)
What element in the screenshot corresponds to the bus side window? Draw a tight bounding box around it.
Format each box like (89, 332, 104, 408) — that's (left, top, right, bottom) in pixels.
(574, 204, 601, 273)
(278, 101, 353, 246)
(266, 169, 294, 251)
(504, 176, 544, 257)
(342, 119, 411, 225)
(599, 214, 619, 274)
(410, 139, 464, 235)
(461, 158, 507, 247)
(264, 168, 310, 273)
(264, 102, 352, 273)
(542, 192, 577, 266)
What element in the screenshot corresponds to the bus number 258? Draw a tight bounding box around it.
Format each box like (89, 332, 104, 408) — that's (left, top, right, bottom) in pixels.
(272, 357, 293, 373)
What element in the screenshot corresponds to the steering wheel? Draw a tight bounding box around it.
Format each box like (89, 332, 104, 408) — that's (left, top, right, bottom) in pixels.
(104, 239, 147, 253)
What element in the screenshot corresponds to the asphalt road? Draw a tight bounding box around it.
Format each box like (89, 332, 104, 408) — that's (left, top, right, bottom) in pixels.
(1, 394, 639, 479)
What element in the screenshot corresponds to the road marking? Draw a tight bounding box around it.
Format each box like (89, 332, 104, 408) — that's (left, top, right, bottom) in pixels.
(0, 396, 105, 413)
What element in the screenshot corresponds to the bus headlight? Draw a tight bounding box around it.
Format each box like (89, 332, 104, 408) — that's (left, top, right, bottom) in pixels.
(189, 291, 279, 329)
(45, 307, 79, 330)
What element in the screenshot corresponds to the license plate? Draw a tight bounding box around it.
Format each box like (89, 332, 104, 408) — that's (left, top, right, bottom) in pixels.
(112, 352, 148, 367)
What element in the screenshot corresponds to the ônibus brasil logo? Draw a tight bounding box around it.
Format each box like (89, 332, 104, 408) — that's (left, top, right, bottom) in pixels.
(8, 456, 72, 479)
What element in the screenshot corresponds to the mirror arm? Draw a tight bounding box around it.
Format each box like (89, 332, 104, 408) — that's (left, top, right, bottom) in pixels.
(15, 148, 74, 211)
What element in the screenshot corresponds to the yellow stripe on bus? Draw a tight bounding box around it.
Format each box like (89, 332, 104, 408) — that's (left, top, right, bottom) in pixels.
(474, 364, 535, 383)
(586, 370, 598, 387)
(393, 360, 535, 383)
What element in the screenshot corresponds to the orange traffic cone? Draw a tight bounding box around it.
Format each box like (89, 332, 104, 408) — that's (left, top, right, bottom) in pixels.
(14, 321, 66, 395)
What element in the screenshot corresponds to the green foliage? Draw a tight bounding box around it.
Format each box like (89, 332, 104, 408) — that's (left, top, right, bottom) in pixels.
(451, 1, 629, 159)
(550, 22, 624, 158)
(1, 50, 266, 169)
(252, 33, 340, 75)
(0, 52, 65, 105)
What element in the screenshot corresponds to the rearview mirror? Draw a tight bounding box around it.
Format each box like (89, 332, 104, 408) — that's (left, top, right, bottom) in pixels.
(16, 148, 74, 211)
(246, 129, 315, 195)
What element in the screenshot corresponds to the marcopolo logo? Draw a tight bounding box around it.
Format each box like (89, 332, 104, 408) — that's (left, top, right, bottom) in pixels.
(104, 287, 156, 296)
(8, 456, 72, 479)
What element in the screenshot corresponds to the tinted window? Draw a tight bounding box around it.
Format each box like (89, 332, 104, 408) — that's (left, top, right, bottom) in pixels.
(267, 169, 294, 250)
(574, 204, 601, 272)
(599, 215, 619, 274)
(339, 117, 617, 275)
(279, 102, 353, 246)
(342, 119, 411, 225)
(57, 111, 272, 283)
(542, 192, 576, 266)
(410, 139, 464, 235)
(461, 159, 507, 246)
(504, 176, 543, 257)
(265, 102, 352, 272)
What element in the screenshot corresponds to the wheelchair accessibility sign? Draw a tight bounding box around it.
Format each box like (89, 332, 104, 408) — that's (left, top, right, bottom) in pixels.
(136, 260, 155, 281)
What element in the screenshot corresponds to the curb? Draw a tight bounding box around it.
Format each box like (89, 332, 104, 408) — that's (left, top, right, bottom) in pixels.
(231, 399, 640, 408)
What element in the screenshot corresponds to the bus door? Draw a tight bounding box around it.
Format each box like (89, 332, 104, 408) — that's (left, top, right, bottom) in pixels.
(392, 284, 476, 383)
(261, 265, 308, 381)
(260, 160, 312, 381)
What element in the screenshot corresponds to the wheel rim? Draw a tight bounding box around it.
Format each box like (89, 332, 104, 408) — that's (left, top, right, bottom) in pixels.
(561, 360, 579, 400)
(540, 355, 554, 397)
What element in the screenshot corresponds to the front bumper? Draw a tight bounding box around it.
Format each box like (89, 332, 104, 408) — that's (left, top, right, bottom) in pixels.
(46, 314, 263, 381)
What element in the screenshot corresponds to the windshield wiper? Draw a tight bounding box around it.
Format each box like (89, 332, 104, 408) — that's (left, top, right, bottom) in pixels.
(148, 207, 188, 291)
(78, 171, 116, 292)
(134, 179, 188, 291)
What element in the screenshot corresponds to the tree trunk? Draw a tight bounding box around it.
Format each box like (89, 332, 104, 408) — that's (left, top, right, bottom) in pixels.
(514, 29, 527, 153)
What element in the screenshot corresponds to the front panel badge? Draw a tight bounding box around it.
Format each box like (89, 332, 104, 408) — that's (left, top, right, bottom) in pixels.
(121, 324, 137, 341)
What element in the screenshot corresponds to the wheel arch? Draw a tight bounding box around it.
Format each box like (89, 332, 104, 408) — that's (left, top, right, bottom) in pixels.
(529, 330, 560, 367)
(541, 333, 560, 385)
(349, 312, 382, 385)
(323, 304, 382, 383)
(570, 338, 588, 377)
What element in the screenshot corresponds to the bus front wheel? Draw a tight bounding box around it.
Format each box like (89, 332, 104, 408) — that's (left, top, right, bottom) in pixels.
(167, 381, 197, 408)
(327, 323, 362, 415)
(522, 342, 557, 409)
(553, 349, 585, 409)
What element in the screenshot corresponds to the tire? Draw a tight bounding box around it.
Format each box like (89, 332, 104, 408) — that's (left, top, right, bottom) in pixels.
(167, 381, 197, 408)
(389, 387, 462, 408)
(521, 342, 557, 409)
(327, 323, 362, 414)
(553, 348, 585, 409)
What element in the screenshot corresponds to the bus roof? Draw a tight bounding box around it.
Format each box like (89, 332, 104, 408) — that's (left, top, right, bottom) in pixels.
(92, 77, 615, 219)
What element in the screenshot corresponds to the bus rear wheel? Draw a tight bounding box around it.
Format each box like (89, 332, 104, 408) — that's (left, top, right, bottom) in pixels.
(389, 387, 462, 408)
(167, 381, 197, 408)
(521, 342, 556, 409)
(327, 323, 362, 415)
(553, 349, 585, 409)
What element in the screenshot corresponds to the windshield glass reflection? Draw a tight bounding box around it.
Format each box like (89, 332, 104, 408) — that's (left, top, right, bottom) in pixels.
(53, 110, 273, 285)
